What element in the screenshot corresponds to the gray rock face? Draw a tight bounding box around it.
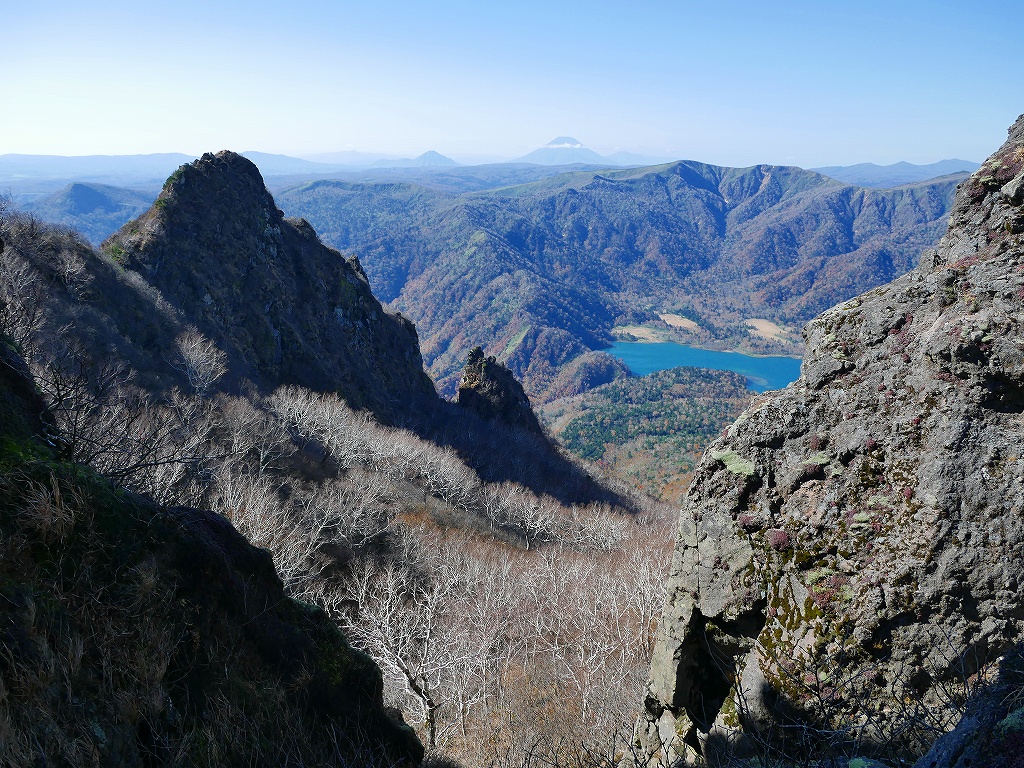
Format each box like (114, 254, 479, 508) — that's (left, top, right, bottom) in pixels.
(639, 115, 1024, 766)
(457, 346, 545, 435)
(912, 647, 1024, 768)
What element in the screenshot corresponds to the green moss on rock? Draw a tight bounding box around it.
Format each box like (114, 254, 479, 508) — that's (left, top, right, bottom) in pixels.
(711, 449, 756, 476)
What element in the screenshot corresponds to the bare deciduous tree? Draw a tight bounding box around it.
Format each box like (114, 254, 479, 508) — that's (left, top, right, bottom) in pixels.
(171, 326, 228, 395)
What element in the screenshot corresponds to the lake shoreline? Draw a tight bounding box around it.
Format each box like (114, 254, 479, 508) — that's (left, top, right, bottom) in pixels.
(604, 340, 803, 393)
(604, 340, 803, 361)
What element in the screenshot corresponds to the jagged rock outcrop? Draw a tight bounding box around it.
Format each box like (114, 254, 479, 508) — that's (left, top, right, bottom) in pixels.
(639, 115, 1024, 765)
(457, 346, 544, 435)
(912, 646, 1024, 768)
(0, 336, 423, 767)
(103, 150, 435, 414)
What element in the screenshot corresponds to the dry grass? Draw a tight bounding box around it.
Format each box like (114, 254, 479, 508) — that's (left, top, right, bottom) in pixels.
(744, 317, 796, 343)
(611, 324, 668, 342)
(659, 313, 701, 331)
(0, 461, 418, 768)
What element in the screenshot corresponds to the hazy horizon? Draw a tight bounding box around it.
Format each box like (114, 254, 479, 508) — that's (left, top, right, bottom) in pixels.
(0, 146, 985, 171)
(4, 0, 1021, 167)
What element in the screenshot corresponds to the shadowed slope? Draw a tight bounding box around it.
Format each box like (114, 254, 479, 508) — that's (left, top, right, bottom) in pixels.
(0, 336, 423, 766)
(104, 150, 436, 416)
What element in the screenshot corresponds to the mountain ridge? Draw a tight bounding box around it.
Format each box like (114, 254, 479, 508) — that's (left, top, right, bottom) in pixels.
(278, 160, 966, 400)
(103, 150, 437, 415)
(23, 182, 156, 244)
(812, 158, 981, 187)
(5, 149, 623, 508)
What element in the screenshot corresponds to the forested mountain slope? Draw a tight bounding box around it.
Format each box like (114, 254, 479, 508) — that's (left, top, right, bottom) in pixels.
(638, 115, 1024, 767)
(540, 366, 754, 502)
(23, 182, 155, 244)
(3, 150, 623, 509)
(0, 331, 423, 766)
(1, 155, 667, 765)
(279, 162, 965, 399)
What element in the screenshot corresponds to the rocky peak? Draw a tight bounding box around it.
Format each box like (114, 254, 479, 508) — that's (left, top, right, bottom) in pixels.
(457, 346, 544, 435)
(103, 151, 435, 416)
(639, 115, 1024, 766)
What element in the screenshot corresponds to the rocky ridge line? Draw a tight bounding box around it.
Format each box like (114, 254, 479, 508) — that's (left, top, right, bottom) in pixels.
(104, 150, 435, 416)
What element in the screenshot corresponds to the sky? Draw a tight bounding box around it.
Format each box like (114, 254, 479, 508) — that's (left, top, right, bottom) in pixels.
(3, 0, 1022, 167)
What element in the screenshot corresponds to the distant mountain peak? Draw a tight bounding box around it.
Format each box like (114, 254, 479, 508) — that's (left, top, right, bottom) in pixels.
(412, 150, 457, 166)
(545, 137, 584, 148)
(369, 151, 458, 169)
(514, 139, 605, 166)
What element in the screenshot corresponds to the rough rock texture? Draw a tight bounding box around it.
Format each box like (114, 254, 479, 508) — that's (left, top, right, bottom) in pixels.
(457, 346, 544, 435)
(913, 647, 1024, 768)
(103, 150, 435, 415)
(639, 115, 1024, 765)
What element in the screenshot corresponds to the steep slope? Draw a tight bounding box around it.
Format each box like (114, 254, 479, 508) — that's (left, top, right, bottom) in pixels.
(457, 346, 543, 435)
(2, 151, 625, 514)
(279, 163, 963, 400)
(103, 150, 435, 415)
(638, 115, 1024, 766)
(1, 166, 657, 765)
(0, 337, 422, 766)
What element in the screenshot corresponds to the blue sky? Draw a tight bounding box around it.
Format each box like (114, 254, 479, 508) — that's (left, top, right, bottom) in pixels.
(3, 0, 1021, 166)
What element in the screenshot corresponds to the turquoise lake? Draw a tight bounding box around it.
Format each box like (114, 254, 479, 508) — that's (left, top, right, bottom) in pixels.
(607, 341, 802, 392)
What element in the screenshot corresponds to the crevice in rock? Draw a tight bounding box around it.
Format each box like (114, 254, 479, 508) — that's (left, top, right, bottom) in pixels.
(673, 603, 769, 750)
(980, 371, 1024, 413)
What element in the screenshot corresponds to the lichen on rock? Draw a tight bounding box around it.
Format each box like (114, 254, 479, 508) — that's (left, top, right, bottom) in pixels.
(638, 114, 1024, 766)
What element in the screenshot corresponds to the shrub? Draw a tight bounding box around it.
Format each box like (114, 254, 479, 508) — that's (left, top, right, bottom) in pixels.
(767, 528, 790, 550)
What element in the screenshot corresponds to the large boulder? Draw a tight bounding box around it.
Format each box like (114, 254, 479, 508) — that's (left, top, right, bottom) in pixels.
(638, 115, 1024, 765)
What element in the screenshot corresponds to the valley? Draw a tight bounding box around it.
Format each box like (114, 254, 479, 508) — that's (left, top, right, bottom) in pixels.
(0, 132, 1011, 768)
(6, 1, 1022, 766)
(540, 366, 754, 503)
(276, 161, 965, 401)
(0, 153, 671, 766)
